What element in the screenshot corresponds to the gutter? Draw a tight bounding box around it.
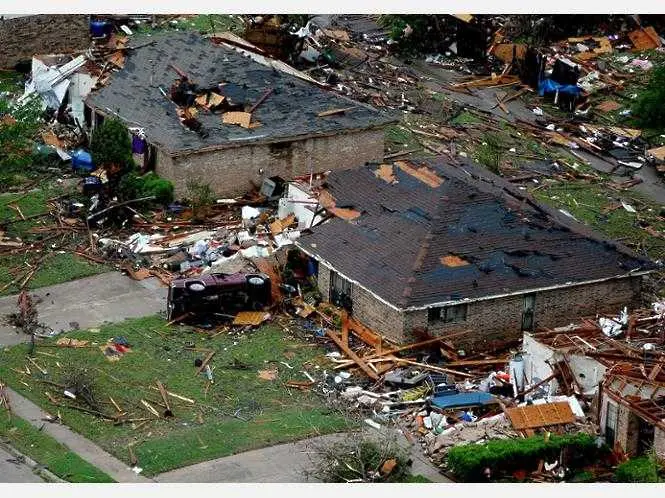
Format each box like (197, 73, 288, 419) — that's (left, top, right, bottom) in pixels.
(296, 241, 654, 313)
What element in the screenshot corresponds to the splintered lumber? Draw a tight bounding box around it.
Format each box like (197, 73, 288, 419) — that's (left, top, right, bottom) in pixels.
(27, 357, 47, 375)
(195, 351, 216, 377)
(109, 396, 123, 414)
(326, 329, 379, 380)
(519, 372, 559, 396)
(317, 107, 356, 117)
(148, 386, 195, 404)
(156, 380, 173, 416)
(140, 399, 161, 418)
(348, 317, 381, 347)
(446, 357, 509, 367)
(372, 329, 470, 359)
(340, 310, 349, 346)
(392, 358, 474, 378)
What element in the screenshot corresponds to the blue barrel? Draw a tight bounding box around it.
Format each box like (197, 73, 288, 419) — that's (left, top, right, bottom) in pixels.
(90, 20, 109, 38)
(71, 150, 94, 173)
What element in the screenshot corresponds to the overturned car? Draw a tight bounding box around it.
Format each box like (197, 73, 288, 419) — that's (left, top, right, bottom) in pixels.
(166, 272, 272, 321)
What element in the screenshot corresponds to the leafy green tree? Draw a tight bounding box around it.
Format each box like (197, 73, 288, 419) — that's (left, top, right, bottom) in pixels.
(89, 118, 134, 172)
(633, 65, 665, 129)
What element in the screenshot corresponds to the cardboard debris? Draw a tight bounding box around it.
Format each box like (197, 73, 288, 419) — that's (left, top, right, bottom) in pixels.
(647, 146, 665, 162)
(233, 311, 270, 326)
(628, 26, 662, 50)
(257, 368, 278, 381)
(55, 338, 89, 348)
(491, 43, 527, 63)
(41, 131, 64, 148)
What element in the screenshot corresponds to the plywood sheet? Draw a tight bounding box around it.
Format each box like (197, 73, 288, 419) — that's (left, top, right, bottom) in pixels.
(506, 401, 575, 430)
(233, 311, 270, 326)
(223, 111, 252, 128)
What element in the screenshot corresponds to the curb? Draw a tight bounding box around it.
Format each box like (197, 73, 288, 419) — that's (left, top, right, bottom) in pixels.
(0, 439, 67, 483)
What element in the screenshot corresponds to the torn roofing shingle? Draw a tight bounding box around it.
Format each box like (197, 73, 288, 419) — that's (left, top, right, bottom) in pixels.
(299, 157, 657, 309)
(86, 31, 397, 154)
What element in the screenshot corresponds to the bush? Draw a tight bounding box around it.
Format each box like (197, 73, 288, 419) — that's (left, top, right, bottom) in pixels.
(186, 179, 215, 221)
(446, 433, 604, 482)
(615, 455, 661, 483)
(90, 118, 134, 172)
(632, 66, 665, 129)
(306, 433, 413, 483)
(118, 170, 174, 205)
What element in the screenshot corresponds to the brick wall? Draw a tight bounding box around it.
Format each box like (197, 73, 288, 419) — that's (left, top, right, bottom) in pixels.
(0, 15, 90, 68)
(315, 270, 644, 350)
(402, 277, 642, 352)
(156, 128, 385, 197)
(350, 283, 405, 342)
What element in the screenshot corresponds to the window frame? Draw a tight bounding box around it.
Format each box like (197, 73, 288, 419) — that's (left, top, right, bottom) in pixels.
(427, 303, 468, 324)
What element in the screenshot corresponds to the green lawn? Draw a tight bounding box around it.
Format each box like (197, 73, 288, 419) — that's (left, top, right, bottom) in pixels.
(532, 181, 665, 261)
(0, 316, 349, 476)
(0, 188, 109, 296)
(0, 413, 114, 482)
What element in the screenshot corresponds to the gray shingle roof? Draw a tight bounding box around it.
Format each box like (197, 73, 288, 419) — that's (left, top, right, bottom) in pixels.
(298, 157, 656, 309)
(86, 31, 397, 154)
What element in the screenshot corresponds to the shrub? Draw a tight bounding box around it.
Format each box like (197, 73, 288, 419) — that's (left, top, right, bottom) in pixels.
(306, 433, 413, 483)
(186, 179, 215, 221)
(615, 455, 661, 483)
(632, 66, 665, 129)
(446, 433, 604, 482)
(118, 170, 174, 205)
(90, 118, 134, 172)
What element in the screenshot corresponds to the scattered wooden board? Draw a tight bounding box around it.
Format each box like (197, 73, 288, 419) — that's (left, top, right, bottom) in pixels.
(233, 311, 270, 326)
(505, 401, 575, 430)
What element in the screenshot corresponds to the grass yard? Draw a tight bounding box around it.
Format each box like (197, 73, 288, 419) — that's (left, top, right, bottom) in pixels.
(0, 316, 349, 476)
(0, 187, 109, 296)
(532, 180, 665, 260)
(0, 413, 114, 482)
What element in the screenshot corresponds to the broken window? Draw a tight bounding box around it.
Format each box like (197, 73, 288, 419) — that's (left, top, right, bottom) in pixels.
(605, 401, 618, 447)
(427, 304, 468, 324)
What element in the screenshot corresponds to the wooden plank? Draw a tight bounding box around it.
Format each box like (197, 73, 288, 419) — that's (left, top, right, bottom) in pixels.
(348, 317, 380, 347)
(195, 351, 215, 377)
(446, 358, 509, 367)
(325, 329, 378, 380)
(340, 310, 349, 347)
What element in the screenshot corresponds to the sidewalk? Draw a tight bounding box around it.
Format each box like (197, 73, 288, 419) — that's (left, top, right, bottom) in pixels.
(6, 387, 153, 483)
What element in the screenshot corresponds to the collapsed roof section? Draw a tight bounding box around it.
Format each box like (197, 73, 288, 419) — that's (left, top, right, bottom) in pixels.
(86, 31, 397, 155)
(298, 157, 656, 310)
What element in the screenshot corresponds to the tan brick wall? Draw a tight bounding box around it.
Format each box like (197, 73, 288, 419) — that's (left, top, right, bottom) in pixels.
(156, 128, 385, 197)
(315, 274, 643, 350)
(401, 277, 643, 352)
(0, 15, 90, 68)
(534, 277, 642, 327)
(350, 284, 405, 342)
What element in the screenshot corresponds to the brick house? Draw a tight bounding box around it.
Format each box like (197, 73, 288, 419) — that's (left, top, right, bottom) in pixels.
(85, 32, 396, 197)
(296, 157, 656, 352)
(0, 15, 90, 69)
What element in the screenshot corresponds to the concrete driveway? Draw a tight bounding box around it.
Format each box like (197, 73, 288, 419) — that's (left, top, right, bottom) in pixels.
(0, 272, 166, 347)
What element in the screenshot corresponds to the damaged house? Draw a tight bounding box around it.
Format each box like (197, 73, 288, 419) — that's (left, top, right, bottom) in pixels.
(523, 319, 665, 459)
(85, 31, 396, 197)
(296, 157, 656, 352)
